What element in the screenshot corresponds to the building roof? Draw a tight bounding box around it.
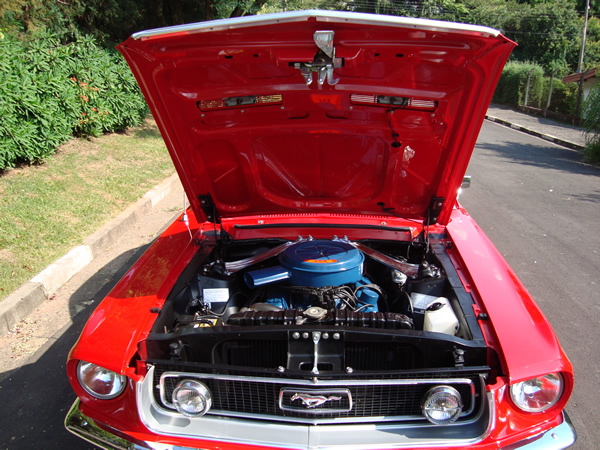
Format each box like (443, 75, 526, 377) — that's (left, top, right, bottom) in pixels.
(563, 68, 597, 84)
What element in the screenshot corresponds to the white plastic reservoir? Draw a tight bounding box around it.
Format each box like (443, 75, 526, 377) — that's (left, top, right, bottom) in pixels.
(423, 297, 459, 335)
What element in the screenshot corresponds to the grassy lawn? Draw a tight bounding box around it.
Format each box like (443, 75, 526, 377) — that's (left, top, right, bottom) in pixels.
(0, 118, 174, 301)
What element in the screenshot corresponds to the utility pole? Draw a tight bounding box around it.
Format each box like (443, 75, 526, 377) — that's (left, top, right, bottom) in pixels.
(575, 0, 591, 121)
(578, 0, 591, 73)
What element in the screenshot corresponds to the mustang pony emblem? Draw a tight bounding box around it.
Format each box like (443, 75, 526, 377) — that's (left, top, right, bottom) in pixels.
(291, 393, 342, 408)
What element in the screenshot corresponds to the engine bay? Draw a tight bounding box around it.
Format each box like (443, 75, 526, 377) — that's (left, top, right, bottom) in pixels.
(155, 236, 476, 339)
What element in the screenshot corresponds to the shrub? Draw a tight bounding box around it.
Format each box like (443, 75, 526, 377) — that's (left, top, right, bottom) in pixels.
(583, 83, 600, 165)
(0, 31, 148, 170)
(0, 33, 77, 168)
(542, 78, 578, 116)
(492, 61, 544, 107)
(583, 138, 600, 165)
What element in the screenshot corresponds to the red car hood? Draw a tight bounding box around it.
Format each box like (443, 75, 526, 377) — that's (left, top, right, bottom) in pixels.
(118, 11, 514, 225)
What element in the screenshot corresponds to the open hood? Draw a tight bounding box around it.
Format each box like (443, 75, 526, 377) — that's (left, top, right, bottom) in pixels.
(118, 11, 514, 225)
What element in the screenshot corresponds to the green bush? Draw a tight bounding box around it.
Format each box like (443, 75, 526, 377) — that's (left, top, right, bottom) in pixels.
(583, 83, 600, 165)
(492, 61, 544, 108)
(542, 78, 578, 117)
(0, 31, 148, 170)
(583, 138, 600, 165)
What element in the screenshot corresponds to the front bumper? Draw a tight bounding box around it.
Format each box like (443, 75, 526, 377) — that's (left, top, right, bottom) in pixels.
(65, 399, 194, 450)
(65, 398, 576, 450)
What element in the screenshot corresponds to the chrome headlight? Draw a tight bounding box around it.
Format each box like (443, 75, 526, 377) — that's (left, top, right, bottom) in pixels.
(510, 373, 563, 413)
(421, 385, 463, 425)
(172, 379, 212, 417)
(77, 361, 127, 399)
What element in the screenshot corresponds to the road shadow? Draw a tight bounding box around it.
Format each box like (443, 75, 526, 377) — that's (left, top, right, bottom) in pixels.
(563, 190, 600, 203)
(475, 138, 600, 178)
(0, 244, 150, 449)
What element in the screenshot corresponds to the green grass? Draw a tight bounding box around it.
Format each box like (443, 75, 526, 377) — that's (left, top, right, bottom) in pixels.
(0, 118, 174, 300)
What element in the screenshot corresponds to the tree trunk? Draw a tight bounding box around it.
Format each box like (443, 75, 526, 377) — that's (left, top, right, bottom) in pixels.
(155, 0, 166, 27)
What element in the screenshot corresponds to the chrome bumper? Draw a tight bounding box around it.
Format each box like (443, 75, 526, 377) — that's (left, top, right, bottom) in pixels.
(64, 399, 196, 450)
(65, 397, 576, 450)
(502, 411, 576, 450)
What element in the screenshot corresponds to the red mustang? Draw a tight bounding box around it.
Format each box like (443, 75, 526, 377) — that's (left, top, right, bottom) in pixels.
(65, 10, 575, 449)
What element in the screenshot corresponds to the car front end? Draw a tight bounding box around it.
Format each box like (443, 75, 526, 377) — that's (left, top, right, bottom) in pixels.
(66, 10, 575, 450)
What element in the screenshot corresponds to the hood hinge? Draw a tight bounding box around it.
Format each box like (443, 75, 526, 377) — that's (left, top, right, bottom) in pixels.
(292, 30, 342, 86)
(198, 193, 220, 224)
(426, 197, 445, 225)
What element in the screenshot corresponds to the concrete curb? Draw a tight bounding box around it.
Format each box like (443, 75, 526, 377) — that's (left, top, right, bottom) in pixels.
(0, 173, 180, 337)
(485, 115, 585, 151)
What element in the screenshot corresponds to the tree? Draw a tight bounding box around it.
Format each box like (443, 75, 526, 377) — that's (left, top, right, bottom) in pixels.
(462, 0, 582, 73)
(584, 16, 600, 70)
(2, 1, 599, 73)
(0, 1, 271, 46)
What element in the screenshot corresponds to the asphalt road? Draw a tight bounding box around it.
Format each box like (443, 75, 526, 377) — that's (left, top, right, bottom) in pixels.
(0, 120, 597, 449)
(461, 121, 600, 450)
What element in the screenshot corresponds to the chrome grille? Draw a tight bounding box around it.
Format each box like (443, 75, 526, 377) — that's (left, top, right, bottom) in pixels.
(154, 365, 483, 424)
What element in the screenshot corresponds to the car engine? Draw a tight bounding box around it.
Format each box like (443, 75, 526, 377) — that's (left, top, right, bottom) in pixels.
(158, 236, 466, 337)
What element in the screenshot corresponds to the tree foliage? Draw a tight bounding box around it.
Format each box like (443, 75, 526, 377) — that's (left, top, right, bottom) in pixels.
(493, 61, 544, 106)
(0, 0, 270, 45)
(467, 0, 580, 73)
(2, 1, 598, 73)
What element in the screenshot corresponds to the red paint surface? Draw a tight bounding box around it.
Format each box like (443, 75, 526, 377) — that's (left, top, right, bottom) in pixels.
(446, 207, 574, 385)
(117, 13, 514, 226)
(68, 211, 202, 374)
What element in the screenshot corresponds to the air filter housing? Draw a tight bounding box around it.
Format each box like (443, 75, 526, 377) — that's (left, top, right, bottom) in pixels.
(245, 240, 364, 288)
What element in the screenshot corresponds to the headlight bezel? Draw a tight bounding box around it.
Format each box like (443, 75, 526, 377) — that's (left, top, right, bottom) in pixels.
(421, 385, 464, 425)
(510, 372, 564, 413)
(172, 379, 212, 417)
(76, 360, 127, 400)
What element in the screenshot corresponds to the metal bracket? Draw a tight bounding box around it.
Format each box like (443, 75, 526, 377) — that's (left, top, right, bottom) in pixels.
(312, 331, 321, 375)
(426, 197, 445, 225)
(198, 193, 220, 224)
(294, 31, 342, 86)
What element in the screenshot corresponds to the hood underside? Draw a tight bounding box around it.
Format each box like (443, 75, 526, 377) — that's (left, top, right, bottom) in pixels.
(118, 11, 514, 225)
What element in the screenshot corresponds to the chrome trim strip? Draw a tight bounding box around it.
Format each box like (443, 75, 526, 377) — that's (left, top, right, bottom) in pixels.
(160, 371, 473, 387)
(202, 409, 424, 425)
(131, 10, 501, 40)
(66, 397, 202, 450)
(159, 370, 478, 386)
(158, 370, 476, 423)
(65, 399, 140, 450)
